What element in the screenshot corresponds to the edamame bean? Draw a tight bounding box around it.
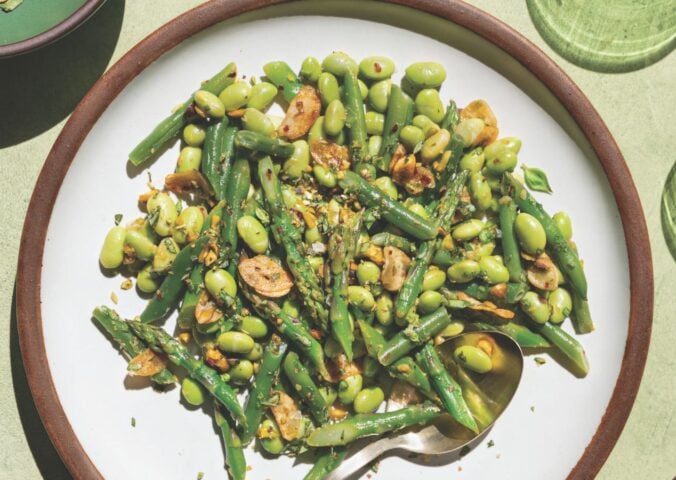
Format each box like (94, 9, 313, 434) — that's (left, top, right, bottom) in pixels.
(358, 79, 369, 100)
(552, 211, 573, 241)
(229, 359, 254, 383)
(125, 228, 157, 261)
(479, 256, 510, 284)
(359, 56, 395, 81)
(452, 219, 485, 241)
(455, 118, 485, 147)
(348, 286, 375, 311)
(412, 114, 440, 138)
(305, 226, 322, 244)
(300, 56, 322, 82)
(194, 90, 225, 118)
(437, 321, 465, 339)
(407, 202, 429, 219)
(322, 52, 358, 77)
(500, 136, 522, 153)
(324, 337, 343, 358)
(147, 192, 178, 237)
(365, 111, 385, 135)
(353, 387, 385, 414)
(368, 79, 391, 113)
(405, 62, 447, 88)
(217, 331, 254, 354)
(247, 82, 278, 111)
(368, 135, 383, 157)
(453, 345, 493, 374)
(205, 268, 237, 301)
(422, 268, 446, 291)
(244, 343, 264, 361)
(181, 377, 206, 406)
(308, 116, 327, 144)
(337, 374, 363, 404)
(136, 263, 161, 293)
(258, 418, 284, 455)
(238, 315, 269, 339)
(218, 82, 251, 111)
(282, 298, 300, 318)
(176, 146, 202, 172)
(420, 128, 451, 162)
(520, 291, 551, 324)
(354, 162, 377, 181)
(485, 150, 518, 175)
(459, 147, 485, 173)
(375, 293, 394, 326)
(514, 213, 547, 254)
(318, 73, 340, 106)
(182, 124, 206, 147)
(172, 206, 205, 245)
(309, 256, 324, 274)
(324, 99, 346, 136)
(469, 171, 493, 211)
(153, 238, 179, 273)
(357, 261, 381, 285)
(548, 288, 572, 323)
(282, 140, 310, 179)
(447, 259, 481, 283)
(242, 108, 276, 137)
(99, 226, 126, 269)
(237, 215, 269, 254)
(313, 165, 337, 188)
(418, 290, 443, 313)
(415, 89, 445, 123)
(399, 125, 425, 151)
(373, 176, 398, 200)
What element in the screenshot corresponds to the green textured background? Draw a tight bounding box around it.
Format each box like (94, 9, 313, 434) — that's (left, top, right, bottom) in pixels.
(0, 1, 673, 479)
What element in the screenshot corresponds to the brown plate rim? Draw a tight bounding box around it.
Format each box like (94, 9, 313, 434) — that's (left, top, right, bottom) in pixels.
(0, 0, 106, 58)
(15, 0, 654, 479)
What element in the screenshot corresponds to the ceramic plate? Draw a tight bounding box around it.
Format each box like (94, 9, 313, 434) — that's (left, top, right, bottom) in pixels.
(16, 1, 652, 479)
(0, 0, 103, 57)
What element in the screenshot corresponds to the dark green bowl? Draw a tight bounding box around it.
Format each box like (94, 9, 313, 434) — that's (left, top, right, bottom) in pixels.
(0, 0, 105, 57)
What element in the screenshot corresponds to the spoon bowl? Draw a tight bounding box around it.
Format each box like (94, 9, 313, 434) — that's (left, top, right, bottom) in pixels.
(325, 330, 524, 480)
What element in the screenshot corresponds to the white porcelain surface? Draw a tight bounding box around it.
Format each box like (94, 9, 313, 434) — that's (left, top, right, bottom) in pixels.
(40, 3, 629, 479)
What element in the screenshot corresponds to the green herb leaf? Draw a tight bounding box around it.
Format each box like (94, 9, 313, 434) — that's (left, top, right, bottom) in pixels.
(521, 164, 553, 194)
(114, 214, 123, 225)
(131, 417, 136, 427)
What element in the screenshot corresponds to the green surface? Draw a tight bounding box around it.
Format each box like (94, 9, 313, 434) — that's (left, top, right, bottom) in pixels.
(0, 1, 673, 479)
(0, 0, 87, 45)
(527, 0, 676, 73)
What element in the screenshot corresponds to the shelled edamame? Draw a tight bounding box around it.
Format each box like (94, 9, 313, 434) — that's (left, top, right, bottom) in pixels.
(96, 53, 593, 480)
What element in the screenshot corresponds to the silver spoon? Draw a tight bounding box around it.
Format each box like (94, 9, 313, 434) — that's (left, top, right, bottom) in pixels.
(325, 331, 524, 480)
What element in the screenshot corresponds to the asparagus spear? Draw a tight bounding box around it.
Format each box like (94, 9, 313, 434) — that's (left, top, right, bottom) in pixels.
(263, 61, 303, 102)
(127, 320, 246, 426)
(416, 343, 479, 433)
(214, 405, 246, 480)
(395, 171, 469, 319)
(221, 156, 251, 261)
(129, 63, 237, 166)
(303, 448, 347, 480)
(377, 84, 413, 171)
(338, 171, 438, 240)
(572, 291, 595, 334)
(306, 403, 441, 447)
(258, 156, 329, 331)
(329, 211, 362, 361)
(530, 321, 590, 375)
(342, 71, 368, 162)
(282, 351, 329, 423)
(92, 306, 176, 385)
(201, 118, 235, 201)
(235, 130, 295, 158)
(499, 197, 526, 283)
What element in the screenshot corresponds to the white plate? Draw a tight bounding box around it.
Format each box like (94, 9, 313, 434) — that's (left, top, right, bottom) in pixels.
(38, 2, 629, 479)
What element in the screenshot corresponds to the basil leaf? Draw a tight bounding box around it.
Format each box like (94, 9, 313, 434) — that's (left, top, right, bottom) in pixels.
(521, 164, 553, 194)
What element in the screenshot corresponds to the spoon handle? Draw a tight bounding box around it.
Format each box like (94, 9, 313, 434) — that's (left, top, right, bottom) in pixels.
(324, 436, 402, 480)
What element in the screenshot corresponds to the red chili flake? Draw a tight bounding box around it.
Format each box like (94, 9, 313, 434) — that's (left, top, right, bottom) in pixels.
(374, 62, 382, 73)
(283, 125, 290, 132)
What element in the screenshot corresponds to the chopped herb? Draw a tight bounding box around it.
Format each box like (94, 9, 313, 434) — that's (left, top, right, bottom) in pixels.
(534, 357, 547, 366)
(131, 417, 136, 427)
(487, 439, 495, 448)
(521, 164, 553, 194)
(197, 473, 204, 480)
(459, 445, 471, 457)
(114, 214, 123, 225)
(530, 405, 535, 412)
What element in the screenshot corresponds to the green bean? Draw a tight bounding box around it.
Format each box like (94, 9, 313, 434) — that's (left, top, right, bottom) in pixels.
(92, 306, 176, 385)
(283, 351, 329, 423)
(235, 130, 294, 158)
(342, 71, 368, 162)
(306, 403, 441, 447)
(370, 232, 413, 253)
(378, 307, 452, 365)
(240, 337, 287, 444)
(571, 291, 595, 333)
(263, 61, 302, 102)
(377, 85, 413, 171)
(214, 407, 246, 480)
(468, 321, 550, 348)
(129, 62, 237, 166)
(139, 235, 210, 324)
(416, 343, 479, 433)
(221, 157, 251, 260)
(338, 171, 437, 240)
(506, 173, 588, 299)
(530, 321, 590, 375)
(499, 197, 526, 283)
(201, 117, 230, 200)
